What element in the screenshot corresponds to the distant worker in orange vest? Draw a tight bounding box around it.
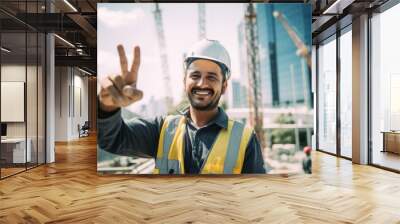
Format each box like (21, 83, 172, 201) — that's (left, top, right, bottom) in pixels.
(302, 146, 312, 174)
(97, 39, 266, 174)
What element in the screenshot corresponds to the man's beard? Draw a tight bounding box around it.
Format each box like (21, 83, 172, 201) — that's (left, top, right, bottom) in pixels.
(187, 88, 222, 111)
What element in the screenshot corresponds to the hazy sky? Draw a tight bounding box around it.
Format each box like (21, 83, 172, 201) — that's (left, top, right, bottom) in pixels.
(98, 3, 246, 112)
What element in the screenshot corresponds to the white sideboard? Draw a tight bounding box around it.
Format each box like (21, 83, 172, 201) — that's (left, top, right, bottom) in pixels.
(1, 138, 32, 163)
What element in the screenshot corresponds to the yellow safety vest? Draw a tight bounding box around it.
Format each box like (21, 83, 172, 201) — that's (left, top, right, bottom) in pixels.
(153, 115, 253, 174)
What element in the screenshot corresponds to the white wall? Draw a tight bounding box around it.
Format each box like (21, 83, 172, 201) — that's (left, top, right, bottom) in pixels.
(55, 67, 69, 141)
(73, 73, 89, 137)
(54, 67, 89, 141)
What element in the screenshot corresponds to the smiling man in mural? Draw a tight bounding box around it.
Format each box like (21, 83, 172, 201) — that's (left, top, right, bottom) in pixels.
(97, 39, 266, 174)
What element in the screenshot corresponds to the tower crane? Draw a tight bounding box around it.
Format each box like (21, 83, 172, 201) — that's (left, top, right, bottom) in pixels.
(198, 3, 206, 39)
(274, 10, 311, 108)
(273, 11, 311, 68)
(153, 3, 173, 112)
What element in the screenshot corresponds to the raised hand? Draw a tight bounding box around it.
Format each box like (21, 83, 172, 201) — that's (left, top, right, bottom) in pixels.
(99, 45, 143, 112)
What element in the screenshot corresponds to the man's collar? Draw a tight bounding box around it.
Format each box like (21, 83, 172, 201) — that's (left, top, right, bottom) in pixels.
(179, 106, 228, 129)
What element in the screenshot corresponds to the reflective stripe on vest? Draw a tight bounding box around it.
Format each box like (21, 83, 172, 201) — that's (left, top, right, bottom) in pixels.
(154, 115, 185, 174)
(154, 115, 253, 174)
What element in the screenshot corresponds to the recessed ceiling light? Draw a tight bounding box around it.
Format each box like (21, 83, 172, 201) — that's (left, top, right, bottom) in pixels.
(322, 0, 354, 15)
(78, 67, 92, 76)
(1, 47, 11, 53)
(63, 0, 78, 12)
(54, 34, 75, 48)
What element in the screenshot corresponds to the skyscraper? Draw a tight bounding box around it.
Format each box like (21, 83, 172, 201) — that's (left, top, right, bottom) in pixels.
(256, 5, 278, 107)
(235, 21, 249, 108)
(231, 79, 248, 108)
(255, 4, 312, 108)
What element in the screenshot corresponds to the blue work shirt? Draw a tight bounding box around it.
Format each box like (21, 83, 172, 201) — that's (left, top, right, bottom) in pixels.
(97, 106, 266, 174)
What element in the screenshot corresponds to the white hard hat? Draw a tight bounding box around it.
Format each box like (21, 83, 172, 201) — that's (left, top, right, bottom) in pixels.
(184, 39, 231, 79)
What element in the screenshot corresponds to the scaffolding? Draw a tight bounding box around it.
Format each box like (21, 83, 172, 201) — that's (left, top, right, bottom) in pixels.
(245, 3, 266, 149)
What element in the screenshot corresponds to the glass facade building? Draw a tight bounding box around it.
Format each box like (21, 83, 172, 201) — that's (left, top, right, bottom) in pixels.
(233, 21, 249, 109)
(256, 4, 312, 108)
(231, 80, 248, 108)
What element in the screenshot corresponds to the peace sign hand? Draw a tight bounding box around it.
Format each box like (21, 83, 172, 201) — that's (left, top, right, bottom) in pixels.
(99, 45, 143, 112)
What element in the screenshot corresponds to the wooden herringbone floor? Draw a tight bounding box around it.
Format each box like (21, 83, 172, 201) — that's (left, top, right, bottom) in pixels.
(1, 135, 400, 224)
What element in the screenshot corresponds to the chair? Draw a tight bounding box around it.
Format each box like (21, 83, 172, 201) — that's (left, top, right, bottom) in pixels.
(78, 121, 90, 138)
